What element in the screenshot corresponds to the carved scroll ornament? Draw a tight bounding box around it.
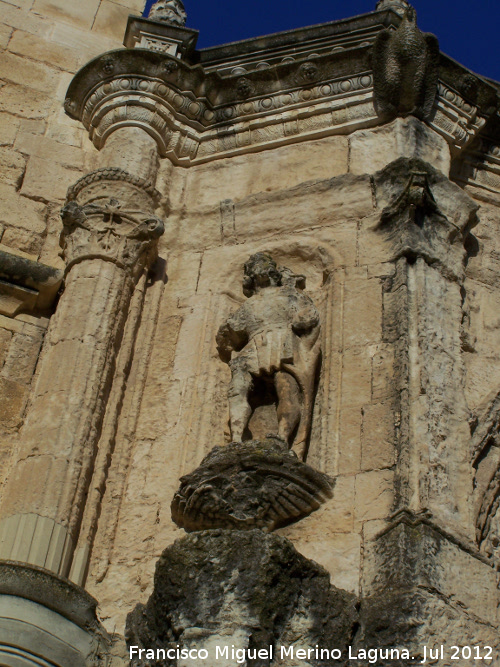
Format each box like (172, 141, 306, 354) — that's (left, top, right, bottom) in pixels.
(60, 198, 164, 272)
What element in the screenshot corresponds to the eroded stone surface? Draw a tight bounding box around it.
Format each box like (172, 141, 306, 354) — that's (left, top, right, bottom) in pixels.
(126, 530, 359, 667)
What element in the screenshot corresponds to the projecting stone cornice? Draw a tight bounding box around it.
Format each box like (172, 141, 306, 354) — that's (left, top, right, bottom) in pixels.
(64, 8, 499, 167)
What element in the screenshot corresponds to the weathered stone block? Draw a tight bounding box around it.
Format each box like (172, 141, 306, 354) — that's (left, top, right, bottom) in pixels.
(350, 117, 451, 176)
(1, 0, 33, 9)
(19, 118, 46, 135)
(371, 344, 395, 402)
(0, 23, 12, 49)
(363, 519, 499, 630)
(0, 328, 13, 367)
(15, 132, 85, 169)
(8, 29, 80, 72)
(341, 347, 372, 408)
(0, 51, 59, 93)
(361, 402, 395, 471)
(0, 83, 53, 118)
(92, 0, 135, 42)
(354, 469, 394, 524)
(343, 277, 382, 348)
(32, 0, 101, 30)
(1, 225, 44, 255)
(0, 329, 43, 384)
(0, 113, 20, 146)
(0, 145, 26, 186)
(0, 376, 26, 428)
(0, 183, 46, 233)
(21, 155, 82, 201)
(338, 406, 362, 474)
(126, 530, 358, 666)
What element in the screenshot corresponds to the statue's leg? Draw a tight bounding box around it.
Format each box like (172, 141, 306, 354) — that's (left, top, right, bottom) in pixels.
(275, 371, 301, 446)
(228, 362, 253, 442)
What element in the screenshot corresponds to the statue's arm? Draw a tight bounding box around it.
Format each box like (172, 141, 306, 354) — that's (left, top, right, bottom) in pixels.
(216, 313, 249, 362)
(292, 296, 320, 335)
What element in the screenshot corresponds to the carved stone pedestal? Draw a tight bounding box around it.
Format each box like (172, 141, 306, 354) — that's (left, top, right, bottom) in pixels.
(171, 437, 333, 532)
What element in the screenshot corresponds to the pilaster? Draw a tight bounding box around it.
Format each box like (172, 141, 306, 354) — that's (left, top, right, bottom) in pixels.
(0, 126, 164, 588)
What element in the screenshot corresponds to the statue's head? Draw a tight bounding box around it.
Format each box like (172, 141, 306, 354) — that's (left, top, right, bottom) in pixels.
(243, 253, 282, 296)
(148, 0, 187, 26)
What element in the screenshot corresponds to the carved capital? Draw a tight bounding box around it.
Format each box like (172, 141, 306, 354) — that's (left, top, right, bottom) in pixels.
(374, 158, 478, 278)
(380, 171, 441, 227)
(60, 198, 164, 272)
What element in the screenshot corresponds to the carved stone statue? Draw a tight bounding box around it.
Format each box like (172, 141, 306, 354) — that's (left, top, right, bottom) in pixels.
(147, 0, 187, 26)
(375, 0, 412, 17)
(216, 253, 321, 460)
(372, 4, 439, 121)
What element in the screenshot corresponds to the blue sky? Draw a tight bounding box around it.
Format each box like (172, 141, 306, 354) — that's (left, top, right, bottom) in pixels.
(143, 1, 500, 82)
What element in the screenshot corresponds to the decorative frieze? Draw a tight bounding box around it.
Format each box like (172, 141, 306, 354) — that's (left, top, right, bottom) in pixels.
(65, 39, 497, 167)
(430, 82, 487, 152)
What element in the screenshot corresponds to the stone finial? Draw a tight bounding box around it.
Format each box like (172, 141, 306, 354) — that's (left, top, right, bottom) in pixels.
(147, 0, 187, 26)
(372, 5, 439, 121)
(376, 0, 412, 17)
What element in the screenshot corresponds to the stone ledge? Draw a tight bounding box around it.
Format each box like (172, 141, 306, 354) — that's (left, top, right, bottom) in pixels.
(0, 245, 63, 316)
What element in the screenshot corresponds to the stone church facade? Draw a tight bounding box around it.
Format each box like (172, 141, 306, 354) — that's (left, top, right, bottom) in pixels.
(0, 0, 500, 664)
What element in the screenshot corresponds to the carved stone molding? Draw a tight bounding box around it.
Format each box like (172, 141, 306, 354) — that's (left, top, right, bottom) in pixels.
(67, 167, 160, 205)
(171, 438, 333, 533)
(66, 49, 377, 163)
(65, 10, 498, 165)
(451, 132, 500, 198)
(0, 562, 112, 666)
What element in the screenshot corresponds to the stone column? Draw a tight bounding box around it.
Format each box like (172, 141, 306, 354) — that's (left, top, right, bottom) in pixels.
(373, 159, 477, 539)
(0, 146, 164, 579)
(357, 158, 500, 657)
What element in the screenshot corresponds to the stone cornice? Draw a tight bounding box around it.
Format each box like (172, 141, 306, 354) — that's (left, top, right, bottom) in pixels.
(64, 9, 499, 166)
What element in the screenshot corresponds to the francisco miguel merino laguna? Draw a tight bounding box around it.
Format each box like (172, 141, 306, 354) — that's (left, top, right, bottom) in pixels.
(130, 643, 493, 662)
